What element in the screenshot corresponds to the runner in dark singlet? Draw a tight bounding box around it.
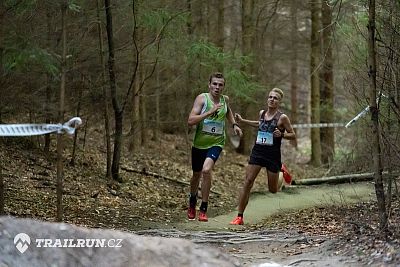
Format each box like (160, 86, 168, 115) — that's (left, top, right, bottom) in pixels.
(230, 88, 296, 225)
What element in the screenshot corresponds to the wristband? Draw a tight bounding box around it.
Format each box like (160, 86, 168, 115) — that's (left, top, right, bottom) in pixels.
(232, 123, 239, 128)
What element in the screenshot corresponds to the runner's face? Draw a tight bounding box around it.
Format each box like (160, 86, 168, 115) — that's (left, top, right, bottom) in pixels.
(208, 78, 225, 96)
(267, 92, 281, 108)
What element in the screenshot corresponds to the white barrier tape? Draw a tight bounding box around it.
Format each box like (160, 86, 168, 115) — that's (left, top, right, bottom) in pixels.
(0, 117, 82, 137)
(345, 106, 369, 128)
(345, 93, 388, 128)
(292, 123, 346, 129)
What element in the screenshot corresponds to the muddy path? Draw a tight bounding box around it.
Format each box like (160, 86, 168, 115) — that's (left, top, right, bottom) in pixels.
(136, 182, 376, 266)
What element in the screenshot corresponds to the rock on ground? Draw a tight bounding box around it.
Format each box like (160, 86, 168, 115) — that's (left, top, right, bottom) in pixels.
(0, 216, 240, 267)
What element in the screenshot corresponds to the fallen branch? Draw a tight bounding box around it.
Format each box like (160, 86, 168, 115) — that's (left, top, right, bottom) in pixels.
(292, 171, 400, 186)
(292, 172, 375, 186)
(121, 166, 222, 196)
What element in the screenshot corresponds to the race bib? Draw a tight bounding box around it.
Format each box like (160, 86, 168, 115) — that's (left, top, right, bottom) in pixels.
(256, 131, 273, 145)
(202, 119, 224, 135)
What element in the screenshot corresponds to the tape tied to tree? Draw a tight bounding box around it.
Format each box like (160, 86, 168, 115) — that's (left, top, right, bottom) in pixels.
(0, 117, 82, 137)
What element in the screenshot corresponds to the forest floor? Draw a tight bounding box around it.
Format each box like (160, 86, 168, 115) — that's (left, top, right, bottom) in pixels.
(1, 130, 399, 266)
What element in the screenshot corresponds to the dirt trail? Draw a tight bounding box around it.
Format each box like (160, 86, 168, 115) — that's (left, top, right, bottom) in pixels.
(137, 182, 376, 266)
(177, 182, 374, 231)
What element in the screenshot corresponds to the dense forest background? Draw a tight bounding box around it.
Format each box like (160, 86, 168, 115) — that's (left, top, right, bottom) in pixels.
(1, 0, 399, 234)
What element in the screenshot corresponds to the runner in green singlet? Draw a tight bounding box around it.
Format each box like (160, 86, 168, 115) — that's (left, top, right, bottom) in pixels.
(187, 72, 242, 222)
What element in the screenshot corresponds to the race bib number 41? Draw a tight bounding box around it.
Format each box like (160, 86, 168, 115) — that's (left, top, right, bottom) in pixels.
(256, 131, 273, 145)
(202, 119, 224, 135)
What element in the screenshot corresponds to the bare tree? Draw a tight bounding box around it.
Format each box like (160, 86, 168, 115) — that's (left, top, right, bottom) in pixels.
(237, 0, 255, 155)
(320, 0, 335, 165)
(0, 161, 3, 215)
(367, 0, 388, 234)
(310, 0, 322, 166)
(104, 0, 123, 182)
(96, 0, 112, 179)
(290, 0, 299, 148)
(56, 0, 68, 221)
(104, 1, 177, 181)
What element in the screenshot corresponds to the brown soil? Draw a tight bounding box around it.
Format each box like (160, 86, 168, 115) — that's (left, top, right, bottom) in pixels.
(1, 132, 399, 266)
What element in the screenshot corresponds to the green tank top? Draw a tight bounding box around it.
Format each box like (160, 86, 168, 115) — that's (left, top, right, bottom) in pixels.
(193, 93, 228, 149)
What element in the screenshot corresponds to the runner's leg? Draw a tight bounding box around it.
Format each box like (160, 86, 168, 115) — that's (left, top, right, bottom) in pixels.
(238, 164, 262, 213)
(267, 170, 279, 193)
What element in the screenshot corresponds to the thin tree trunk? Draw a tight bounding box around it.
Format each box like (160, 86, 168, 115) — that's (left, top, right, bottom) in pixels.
(386, 2, 397, 210)
(70, 79, 83, 166)
(96, 0, 112, 179)
(0, 161, 4, 215)
(237, 0, 255, 155)
(105, 0, 123, 182)
(154, 69, 160, 142)
(130, 75, 140, 151)
(367, 0, 387, 233)
(141, 90, 147, 146)
(290, 0, 298, 148)
(44, 8, 52, 153)
(310, 0, 322, 166)
(209, 0, 224, 49)
(56, 0, 67, 222)
(0, 8, 3, 214)
(129, 7, 142, 152)
(320, 1, 335, 165)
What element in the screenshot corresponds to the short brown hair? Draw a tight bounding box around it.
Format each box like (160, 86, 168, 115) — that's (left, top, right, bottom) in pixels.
(209, 72, 225, 84)
(271, 88, 284, 100)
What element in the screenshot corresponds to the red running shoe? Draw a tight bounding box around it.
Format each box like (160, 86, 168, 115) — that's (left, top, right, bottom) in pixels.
(230, 216, 244, 225)
(281, 163, 293, 184)
(187, 207, 196, 220)
(198, 211, 208, 222)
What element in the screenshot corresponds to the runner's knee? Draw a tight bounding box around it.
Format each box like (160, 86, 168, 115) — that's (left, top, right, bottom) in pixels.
(202, 167, 212, 177)
(244, 177, 255, 189)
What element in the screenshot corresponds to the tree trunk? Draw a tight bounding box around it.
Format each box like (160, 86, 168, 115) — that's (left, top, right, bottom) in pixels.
(70, 78, 83, 166)
(96, 0, 112, 179)
(320, 1, 335, 165)
(129, 76, 141, 151)
(129, 3, 142, 152)
(0, 161, 4, 215)
(105, 0, 123, 182)
(237, 0, 255, 155)
(141, 90, 147, 147)
(208, 0, 224, 49)
(112, 110, 123, 183)
(367, 0, 388, 233)
(44, 8, 53, 153)
(56, 0, 68, 222)
(290, 0, 298, 148)
(310, 0, 322, 166)
(154, 69, 160, 142)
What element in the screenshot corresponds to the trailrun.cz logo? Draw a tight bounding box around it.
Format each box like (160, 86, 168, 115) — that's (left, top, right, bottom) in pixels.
(14, 233, 123, 254)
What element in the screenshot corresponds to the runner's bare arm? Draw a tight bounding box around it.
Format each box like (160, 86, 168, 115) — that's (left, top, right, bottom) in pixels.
(234, 111, 260, 128)
(225, 96, 243, 137)
(279, 115, 296, 140)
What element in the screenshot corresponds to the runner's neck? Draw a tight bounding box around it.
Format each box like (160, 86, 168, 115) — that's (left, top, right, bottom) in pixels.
(209, 93, 220, 104)
(265, 109, 278, 120)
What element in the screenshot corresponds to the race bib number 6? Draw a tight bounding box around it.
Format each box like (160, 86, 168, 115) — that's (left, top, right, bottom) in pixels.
(202, 119, 223, 135)
(256, 131, 273, 145)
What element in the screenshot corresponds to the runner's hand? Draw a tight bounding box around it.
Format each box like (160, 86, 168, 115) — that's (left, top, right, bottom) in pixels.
(234, 113, 243, 122)
(234, 126, 243, 137)
(209, 103, 222, 116)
